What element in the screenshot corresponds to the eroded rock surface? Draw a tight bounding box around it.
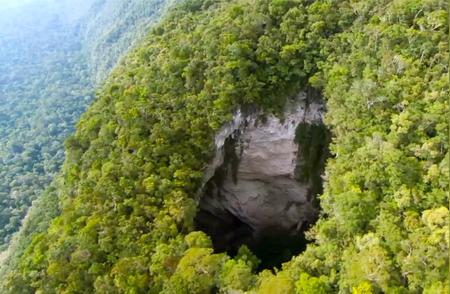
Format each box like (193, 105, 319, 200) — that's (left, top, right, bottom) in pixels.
(195, 89, 329, 264)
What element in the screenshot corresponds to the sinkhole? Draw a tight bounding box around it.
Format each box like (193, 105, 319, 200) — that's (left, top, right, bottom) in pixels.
(195, 93, 330, 270)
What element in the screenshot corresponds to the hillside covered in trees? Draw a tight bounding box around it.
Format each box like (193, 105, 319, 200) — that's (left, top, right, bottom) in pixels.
(1, 0, 448, 293)
(0, 0, 173, 252)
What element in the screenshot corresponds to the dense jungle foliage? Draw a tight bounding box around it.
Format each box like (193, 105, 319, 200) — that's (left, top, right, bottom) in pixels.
(0, 0, 172, 252)
(1, 0, 448, 293)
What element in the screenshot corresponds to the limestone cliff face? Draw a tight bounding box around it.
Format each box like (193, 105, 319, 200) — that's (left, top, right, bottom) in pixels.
(196, 89, 328, 255)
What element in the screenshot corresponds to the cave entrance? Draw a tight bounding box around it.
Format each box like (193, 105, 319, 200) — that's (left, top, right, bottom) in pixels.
(195, 206, 309, 270)
(195, 93, 330, 270)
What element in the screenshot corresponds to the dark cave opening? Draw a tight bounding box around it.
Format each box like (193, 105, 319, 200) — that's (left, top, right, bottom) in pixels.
(195, 93, 330, 270)
(195, 206, 310, 270)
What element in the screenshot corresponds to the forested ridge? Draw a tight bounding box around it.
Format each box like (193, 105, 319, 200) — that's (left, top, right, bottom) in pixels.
(0, 0, 172, 252)
(1, 0, 448, 293)
(0, 0, 92, 250)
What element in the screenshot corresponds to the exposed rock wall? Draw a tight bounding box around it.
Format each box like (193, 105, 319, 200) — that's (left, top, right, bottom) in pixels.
(196, 89, 328, 258)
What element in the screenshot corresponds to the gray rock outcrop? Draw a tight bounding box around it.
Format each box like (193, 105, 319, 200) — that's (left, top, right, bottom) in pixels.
(196, 89, 328, 254)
